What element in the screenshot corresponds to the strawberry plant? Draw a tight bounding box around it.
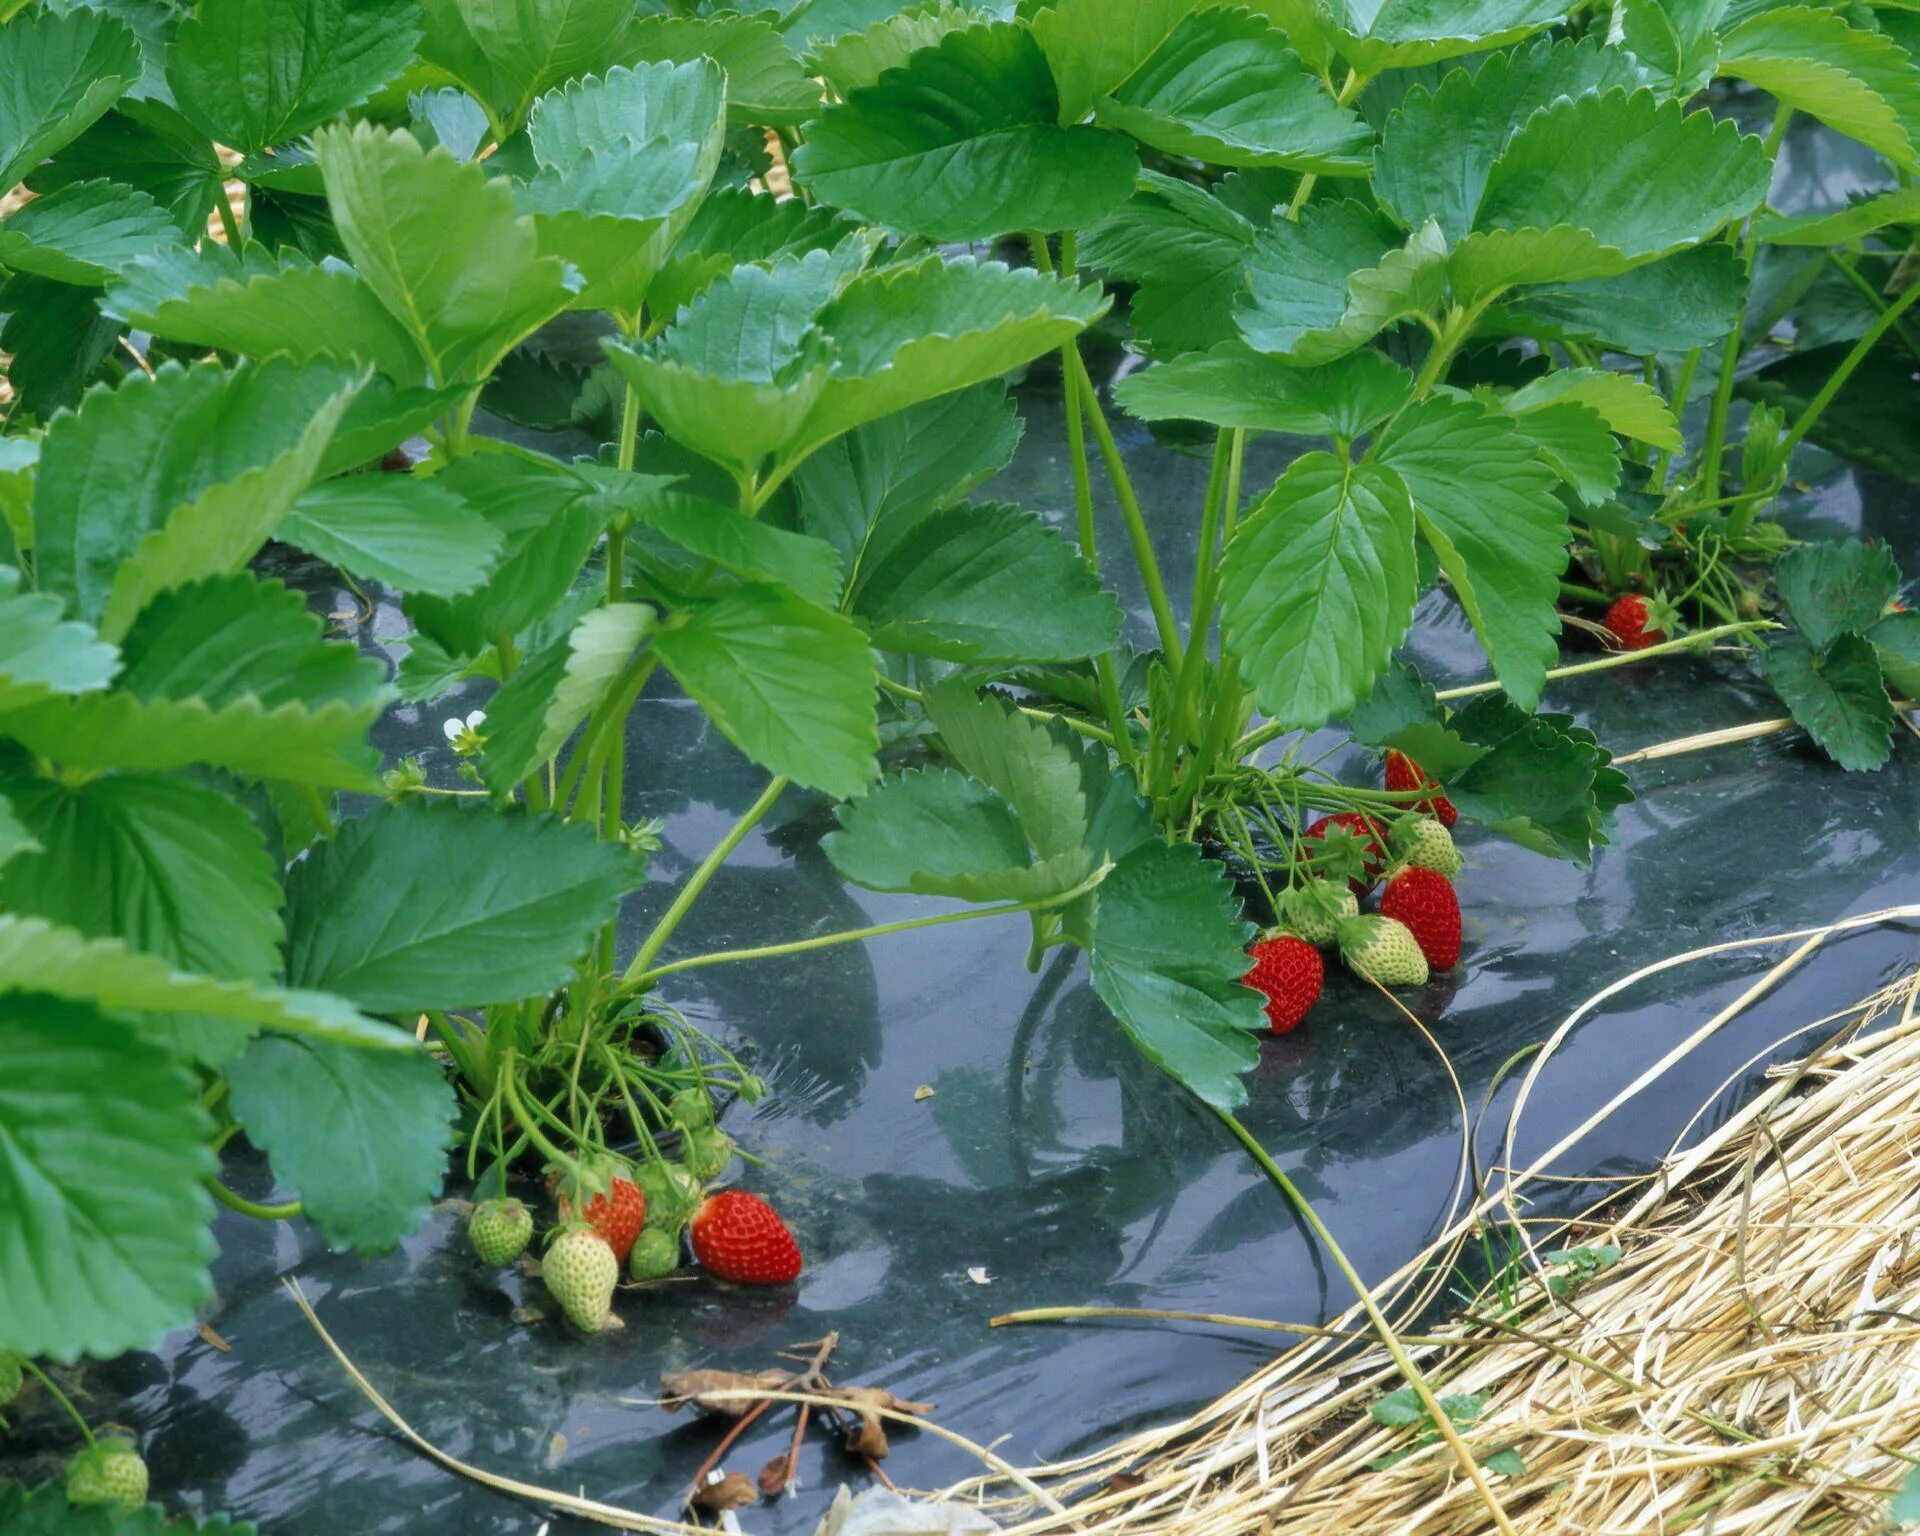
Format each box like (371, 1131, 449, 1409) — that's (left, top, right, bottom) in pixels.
(0, 0, 1916, 1519)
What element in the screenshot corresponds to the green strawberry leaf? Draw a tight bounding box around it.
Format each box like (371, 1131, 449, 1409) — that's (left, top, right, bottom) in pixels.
(1498, 399, 1622, 507)
(227, 1034, 455, 1252)
(0, 8, 142, 190)
(1501, 242, 1747, 353)
(610, 487, 845, 609)
(1342, 661, 1489, 779)
(924, 681, 1091, 864)
(167, 0, 425, 154)
(0, 568, 120, 712)
(1774, 537, 1902, 652)
(0, 996, 213, 1361)
(806, 2, 979, 96)
(31, 358, 362, 636)
(823, 766, 1091, 902)
(1114, 344, 1413, 439)
(32, 99, 229, 240)
(0, 275, 122, 418)
(0, 1479, 262, 1533)
(651, 584, 880, 800)
(1094, 8, 1370, 173)
(1505, 367, 1683, 450)
(1762, 633, 1894, 772)
(1027, 0, 1202, 125)
(1221, 453, 1418, 731)
(790, 22, 1138, 241)
(1868, 610, 1920, 700)
(626, 11, 820, 126)
(0, 773, 282, 990)
(478, 602, 655, 795)
(847, 500, 1122, 665)
(1754, 186, 1920, 246)
(314, 123, 572, 387)
(1374, 395, 1570, 712)
(417, 0, 646, 135)
(1089, 838, 1262, 1112)
(0, 180, 179, 288)
(1297, 0, 1566, 75)
(1446, 695, 1630, 862)
(1717, 6, 1920, 171)
(281, 475, 508, 598)
(283, 801, 646, 1012)
(1617, 0, 1722, 96)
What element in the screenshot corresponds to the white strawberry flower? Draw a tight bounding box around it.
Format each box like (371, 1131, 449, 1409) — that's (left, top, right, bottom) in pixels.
(442, 708, 487, 756)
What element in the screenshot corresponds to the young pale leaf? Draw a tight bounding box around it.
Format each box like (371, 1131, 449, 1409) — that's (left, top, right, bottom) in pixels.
(1079, 171, 1260, 356)
(479, 602, 654, 794)
(924, 680, 1090, 863)
(1762, 634, 1893, 771)
(283, 802, 646, 1011)
(1373, 40, 1649, 244)
(1114, 344, 1413, 438)
(1094, 8, 1371, 173)
(1754, 186, 1920, 246)
(0, 8, 142, 189)
(823, 766, 1092, 902)
(1717, 7, 1920, 170)
(0, 913, 409, 1050)
(0, 774, 283, 988)
(1375, 396, 1569, 711)
(790, 22, 1138, 241)
(1237, 201, 1447, 362)
(652, 585, 879, 800)
(281, 476, 508, 598)
(110, 252, 428, 385)
(794, 383, 1022, 579)
(627, 11, 820, 126)
(0, 997, 213, 1361)
(1505, 368, 1682, 450)
(228, 1035, 454, 1252)
(1503, 243, 1747, 352)
(417, 0, 644, 133)
(848, 500, 1122, 664)
(31, 358, 364, 639)
(619, 489, 846, 609)
(1088, 839, 1262, 1112)
(1476, 89, 1770, 265)
(167, 0, 425, 154)
(1774, 537, 1902, 652)
(806, 3, 978, 95)
(0, 569, 120, 712)
(1221, 453, 1418, 731)
(0, 180, 179, 287)
(314, 123, 572, 386)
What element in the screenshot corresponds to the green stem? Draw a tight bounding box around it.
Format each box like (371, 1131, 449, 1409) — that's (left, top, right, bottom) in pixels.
(497, 1056, 583, 1180)
(1067, 349, 1183, 665)
(205, 1179, 303, 1222)
(424, 1008, 486, 1089)
(1825, 252, 1920, 365)
(22, 1361, 94, 1448)
(214, 191, 243, 250)
(622, 776, 787, 985)
(1559, 579, 1610, 606)
(632, 865, 1113, 988)
(1773, 275, 1920, 465)
(1213, 1111, 1518, 1532)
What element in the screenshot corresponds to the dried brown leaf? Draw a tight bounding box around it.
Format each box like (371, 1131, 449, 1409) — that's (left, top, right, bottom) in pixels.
(691, 1471, 759, 1511)
(758, 1453, 791, 1497)
(660, 1368, 789, 1415)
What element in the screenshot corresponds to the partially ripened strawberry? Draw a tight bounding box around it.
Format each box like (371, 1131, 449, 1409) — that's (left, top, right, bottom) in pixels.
(1336, 915, 1429, 988)
(1379, 866, 1463, 970)
(1605, 593, 1678, 651)
(1303, 812, 1389, 893)
(66, 1440, 148, 1512)
(1243, 934, 1324, 1034)
(689, 1191, 803, 1286)
(1390, 815, 1463, 880)
(469, 1197, 533, 1267)
(1272, 878, 1358, 947)
(557, 1159, 646, 1265)
(545, 1224, 620, 1332)
(1385, 751, 1457, 827)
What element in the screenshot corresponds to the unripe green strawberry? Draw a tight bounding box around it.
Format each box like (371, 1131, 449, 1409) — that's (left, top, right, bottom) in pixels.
(667, 1087, 715, 1130)
(1337, 915, 1429, 988)
(468, 1198, 533, 1267)
(681, 1125, 736, 1181)
(0, 1352, 21, 1407)
(545, 1225, 619, 1333)
(1391, 815, 1462, 880)
(632, 1158, 701, 1235)
(1272, 880, 1358, 946)
(628, 1226, 680, 1281)
(66, 1439, 148, 1511)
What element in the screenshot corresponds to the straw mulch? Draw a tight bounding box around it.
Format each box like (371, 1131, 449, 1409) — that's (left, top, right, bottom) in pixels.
(957, 915, 1920, 1536)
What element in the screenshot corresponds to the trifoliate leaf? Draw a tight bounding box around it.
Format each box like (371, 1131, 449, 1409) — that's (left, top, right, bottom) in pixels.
(1238, 201, 1447, 362)
(0, 180, 179, 287)
(1718, 6, 1920, 171)
(0, 8, 142, 190)
(1775, 538, 1902, 652)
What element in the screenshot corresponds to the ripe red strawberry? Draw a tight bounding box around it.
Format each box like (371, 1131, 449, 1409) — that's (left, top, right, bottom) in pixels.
(1243, 934, 1323, 1034)
(1303, 812, 1389, 894)
(1604, 593, 1678, 651)
(1378, 866, 1462, 971)
(1385, 751, 1457, 828)
(557, 1160, 646, 1265)
(689, 1190, 803, 1285)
